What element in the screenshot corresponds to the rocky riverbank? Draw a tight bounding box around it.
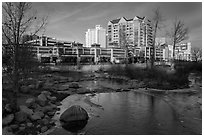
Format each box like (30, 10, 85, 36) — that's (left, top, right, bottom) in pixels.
(2, 90, 60, 135)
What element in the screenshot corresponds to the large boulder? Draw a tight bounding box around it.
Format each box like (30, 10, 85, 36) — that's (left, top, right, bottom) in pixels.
(60, 105, 89, 132)
(60, 105, 89, 122)
(2, 114, 14, 126)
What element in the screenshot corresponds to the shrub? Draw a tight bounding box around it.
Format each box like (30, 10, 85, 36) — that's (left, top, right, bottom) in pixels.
(175, 61, 202, 73)
(106, 64, 190, 89)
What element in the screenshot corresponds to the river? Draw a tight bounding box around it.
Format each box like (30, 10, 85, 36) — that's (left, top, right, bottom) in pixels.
(47, 71, 201, 135)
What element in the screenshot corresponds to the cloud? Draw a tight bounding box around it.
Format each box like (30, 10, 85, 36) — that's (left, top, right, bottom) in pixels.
(32, 2, 201, 48)
(76, 11, 109, 21)
(44, 3, 101, 25)
(49, 9, 83, 24)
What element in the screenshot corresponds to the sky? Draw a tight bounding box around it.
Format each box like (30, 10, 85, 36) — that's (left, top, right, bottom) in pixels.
(32, 2, 202, 48)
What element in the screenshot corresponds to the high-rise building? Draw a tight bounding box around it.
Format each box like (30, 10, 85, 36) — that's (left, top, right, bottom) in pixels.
(107, 16, 153, 49)
(85, 25, 106, 48)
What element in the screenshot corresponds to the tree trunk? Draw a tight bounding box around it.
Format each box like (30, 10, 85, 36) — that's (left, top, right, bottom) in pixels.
(171, 42, 176, 70)
(12, 43, 19, 111)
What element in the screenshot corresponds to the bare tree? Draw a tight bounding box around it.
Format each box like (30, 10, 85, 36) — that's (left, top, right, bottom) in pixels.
(168, 18, 189, 61)
(2, 2, 47, 109)
(151, 7, 165, 68)
(191, 47, 202, 62)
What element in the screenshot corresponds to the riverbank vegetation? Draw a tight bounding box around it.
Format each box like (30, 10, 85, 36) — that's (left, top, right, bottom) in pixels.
(106, 61, 201, 90)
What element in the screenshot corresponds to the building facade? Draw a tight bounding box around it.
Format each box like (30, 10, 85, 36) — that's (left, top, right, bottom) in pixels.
(26, 35, 83, 48)
(107, 16, 153, 49)
(174, 42, 192, 61)
(85, 25, 106, 48)
(25, 35, 83, 62)
(156, 42, 192, 61)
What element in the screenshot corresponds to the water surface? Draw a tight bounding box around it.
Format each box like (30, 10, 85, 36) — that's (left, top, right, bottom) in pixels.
(84, 92, 194, 135)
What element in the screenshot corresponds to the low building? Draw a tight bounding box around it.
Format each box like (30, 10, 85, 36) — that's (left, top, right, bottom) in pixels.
(175, 42, 192, 61)
(25, 35, 83, 63)
(26, 35, 82, 48)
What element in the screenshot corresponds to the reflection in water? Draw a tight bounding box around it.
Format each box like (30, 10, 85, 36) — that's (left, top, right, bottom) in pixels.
(61, 120, 88, 133)
(84, 92, 195, 135)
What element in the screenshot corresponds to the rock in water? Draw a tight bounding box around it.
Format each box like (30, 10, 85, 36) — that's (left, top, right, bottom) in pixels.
(60, 105, 89, 122)
(60, 105, 89, 132)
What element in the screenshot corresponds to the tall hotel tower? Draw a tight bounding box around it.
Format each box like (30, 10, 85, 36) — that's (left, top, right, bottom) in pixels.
(107, 16, 153, 49)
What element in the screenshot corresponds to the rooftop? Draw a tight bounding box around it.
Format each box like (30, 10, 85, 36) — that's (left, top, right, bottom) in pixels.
(110, 16, 145, 24)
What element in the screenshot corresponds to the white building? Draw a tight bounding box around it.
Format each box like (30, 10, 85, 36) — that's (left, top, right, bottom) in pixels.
(85, 25, 106, 48)
(175, 42, 192, 61)
(107, 16, 153, 48)
(162, 42, 192, 61)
